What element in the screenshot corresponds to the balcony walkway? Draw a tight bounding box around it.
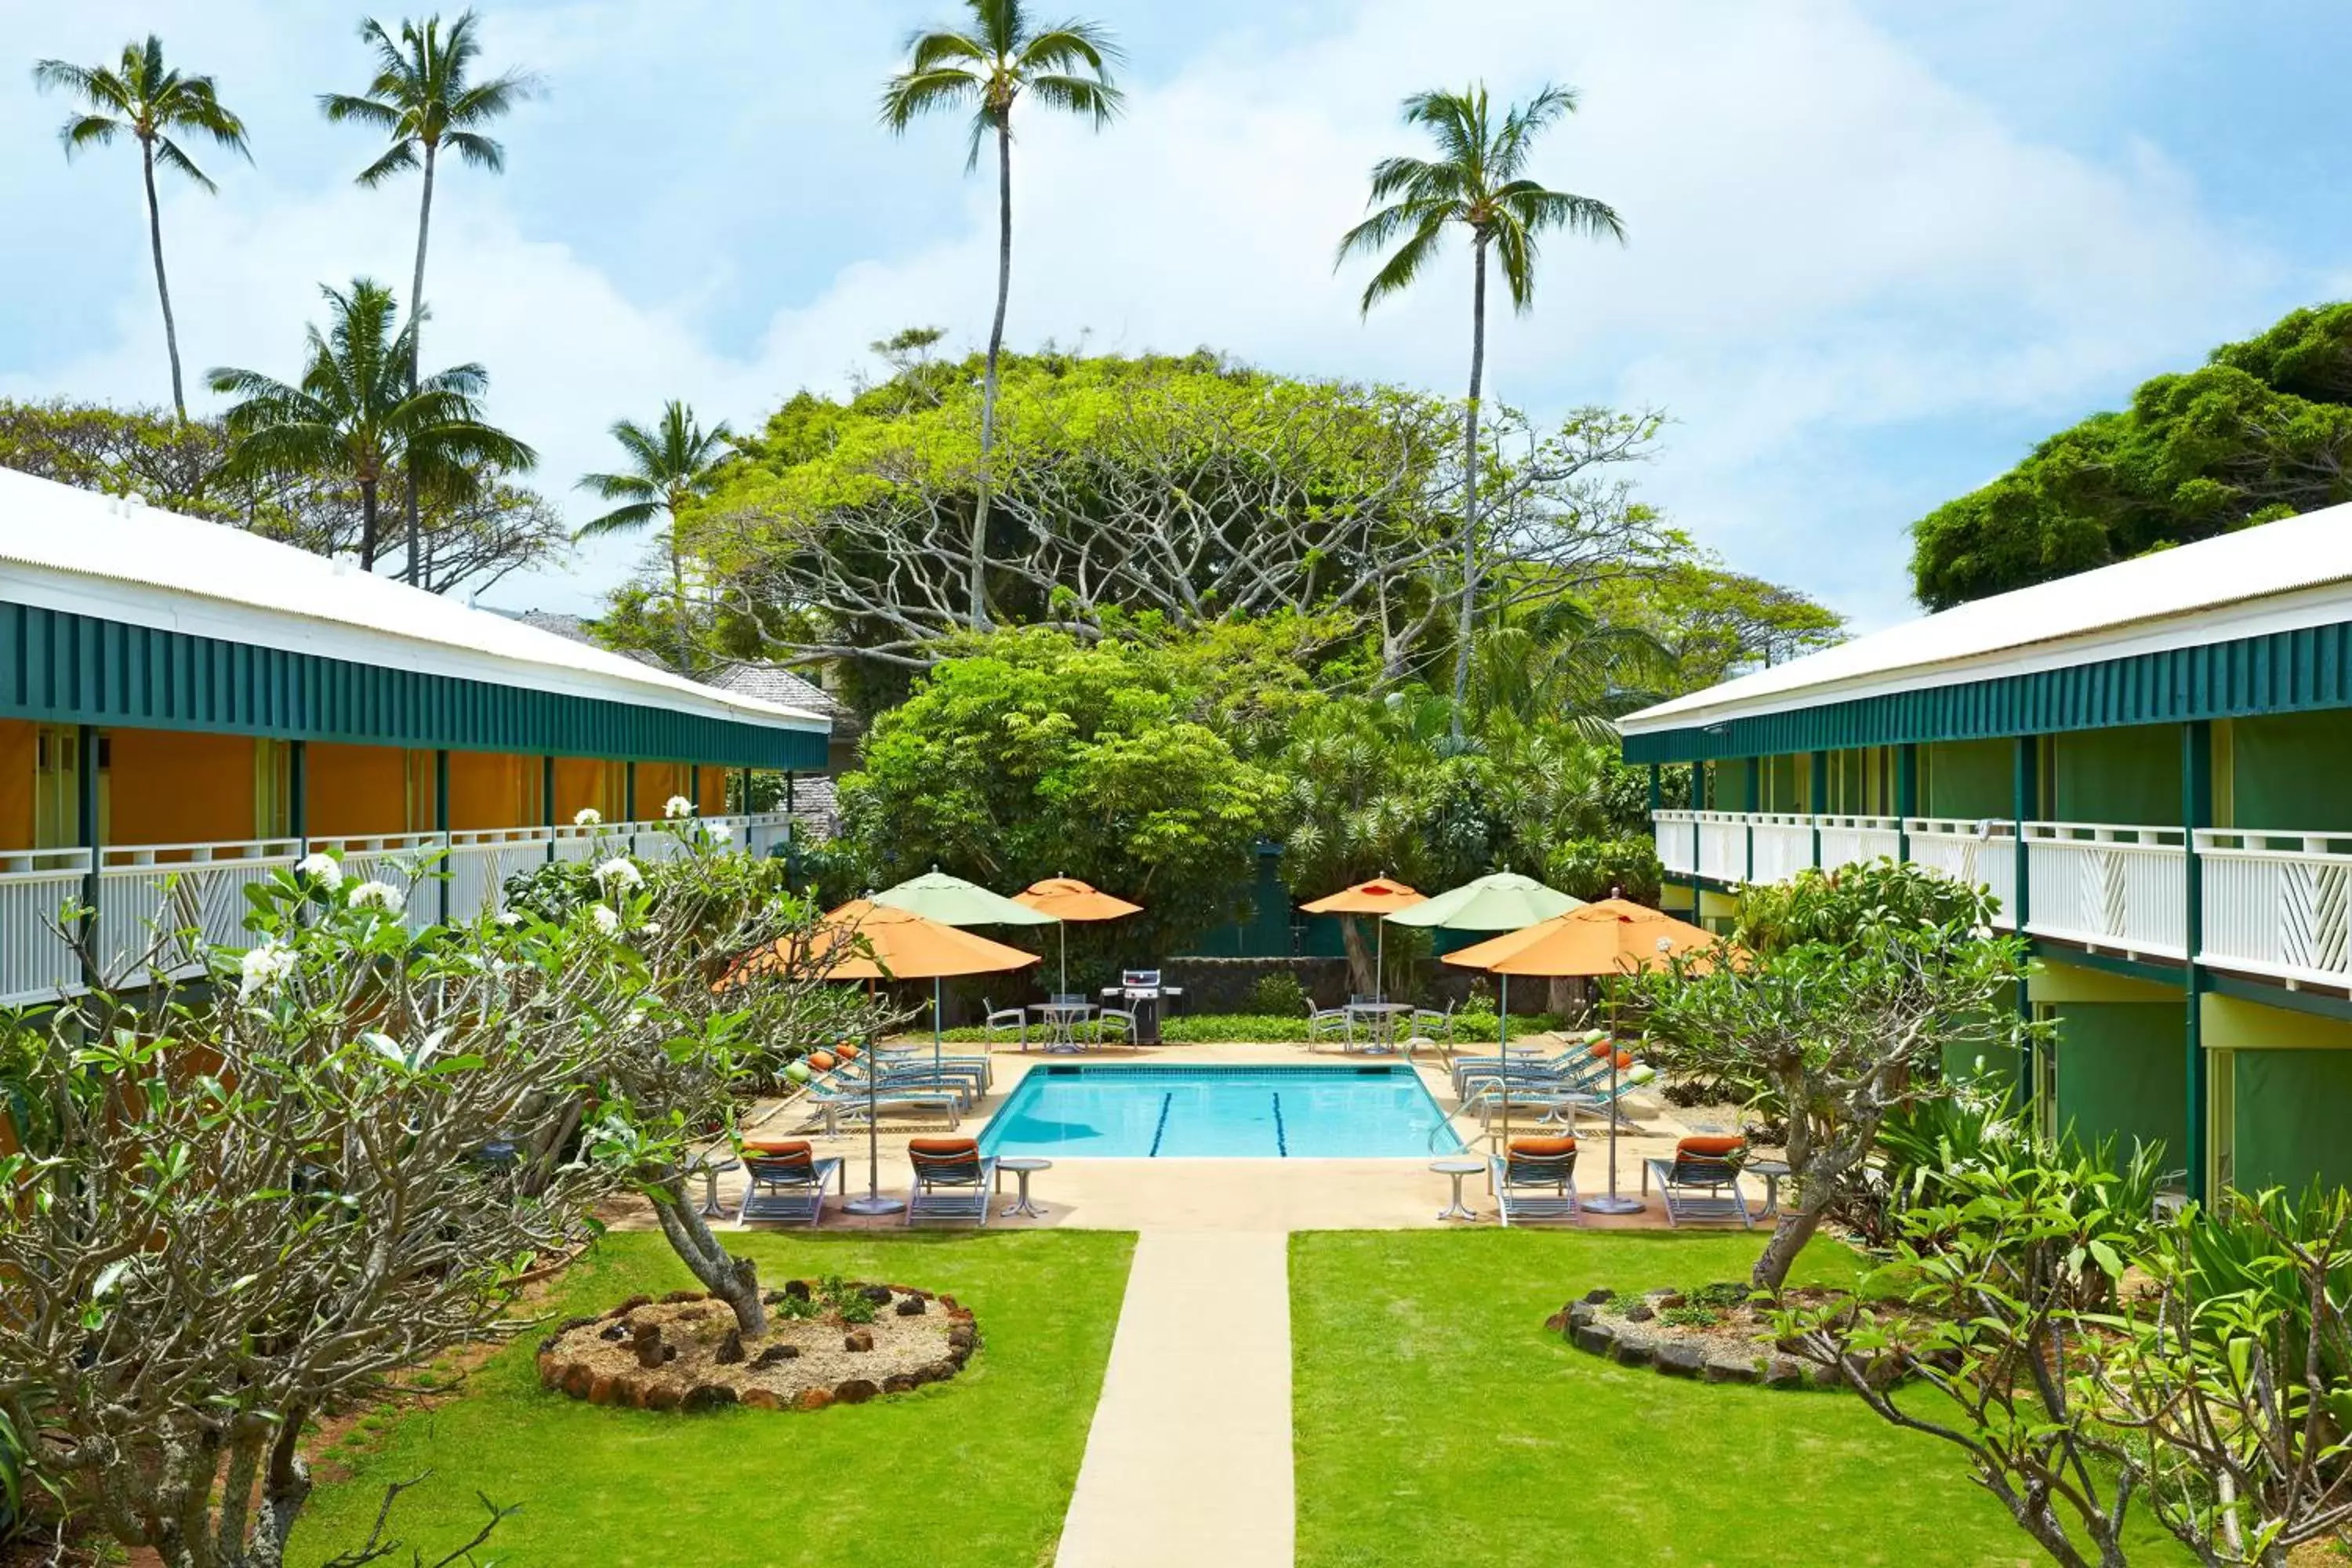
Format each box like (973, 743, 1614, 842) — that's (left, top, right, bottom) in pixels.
(1657, 809, 2352, 991)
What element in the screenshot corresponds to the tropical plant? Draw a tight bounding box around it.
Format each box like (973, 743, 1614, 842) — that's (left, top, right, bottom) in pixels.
(1338, 82, 1623, 731)
(880, 0, 1125, 630)
(32, 37, 250, 420)
(322, 8, 539, 584)
(208, 278, 537, 572)
(577, 401, 735, 673)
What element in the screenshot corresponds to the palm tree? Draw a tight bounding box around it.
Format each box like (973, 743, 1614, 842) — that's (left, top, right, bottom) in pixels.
(209, 279, 536, 574)
(321, 9, 538, 586)
(880, 0, 1123, 630)
(575, 403, 735, 675)
(1338, 84, 1622, 734)
(33, 38, 250, 422)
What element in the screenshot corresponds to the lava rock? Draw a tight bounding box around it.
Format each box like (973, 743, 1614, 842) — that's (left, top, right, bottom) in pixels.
(660, 1290, 705, 1305)
(662, 1345, 678, 1363)
(794, 1387, 833, 1412)
(714, 1329, 746, 1366)
(682, 1384, 738, 1413)
(882, 1374, 919, 1395)
(561, 1363, 594, 1399)
(860, 1284, 893, 1305)
(1651, 1290, 1687, 1310)
(1622, 1304, 1655, 1323)
(843, 1329, 875, 1353)
(753, 1345, 801, 1367)
(1703, 1357, 1759, 1385)
(833, 1378, 880, 1405)
(741, 1388, 786, 1410)
(947, 1325, 978, 1352)
(604, 1294, 652, 1319)
(1566, 1301, 1598, 1330)
(1573, 1324, 1613, 1356)
(782, 1279, 812, 1301)
(598, 1323, 629, 1343)
(631, 1323, 665, 1370)
(641, 1385, 683, 1412)
(1581, 1287, 1617, 1305)
(895, 1295, 927, 1317)
(1760, 1357, 1809, 1389)
(1609, 1337, 1654, 1368)
(1655, 1344, 1706, 1379)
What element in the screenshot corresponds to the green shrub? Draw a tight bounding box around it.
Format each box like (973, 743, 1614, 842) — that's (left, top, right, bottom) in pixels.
(1658, 1305, 1722, 1329)
(1247, 972, 1310, 1017)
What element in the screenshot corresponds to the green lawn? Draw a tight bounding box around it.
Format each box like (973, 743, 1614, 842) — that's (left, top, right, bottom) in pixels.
(1290, 1229, 2192, 1568)
(294, 1229, 1135, 1568)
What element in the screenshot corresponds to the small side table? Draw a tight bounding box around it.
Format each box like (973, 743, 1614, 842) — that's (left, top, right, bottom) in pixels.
(685, 1151, 742, 1218)
(1431, 1157, 1486, 1221)
(1744, 1158, 1791, 1220)
(997, 1156, 1053, 1218)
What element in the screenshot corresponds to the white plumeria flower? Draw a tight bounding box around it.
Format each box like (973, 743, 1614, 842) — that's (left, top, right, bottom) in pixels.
(591, 904, 621, 935)
(593, 857, 644, 890)
(494, 909, 523, 927)
(1655, 936, 1674, 953)
(1968, 924, 1994, 942)
(625, 1010, 647, 1030)
(706, 821, 733, 846)
(664, 795, 695, 819)
(238, 941, 298, 1000)
(349, 880, 405, 916)
(574, 808, 602, 827)
(296, 851, 343, 889)
(642, 920, 663, 935)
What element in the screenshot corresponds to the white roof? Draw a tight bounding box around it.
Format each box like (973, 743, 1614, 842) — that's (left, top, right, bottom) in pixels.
(1621, 500, 2352, 735)
(0, 464, 827, 732)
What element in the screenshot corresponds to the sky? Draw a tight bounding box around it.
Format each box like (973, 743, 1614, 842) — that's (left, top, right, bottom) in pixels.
(3, 0, 2350, 632)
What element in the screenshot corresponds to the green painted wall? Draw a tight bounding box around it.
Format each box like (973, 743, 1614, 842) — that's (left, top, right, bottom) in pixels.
(2052, 724, 2179, 826)
(2051, 1001, 2187, 1167)
(2230, 710, 2352, 831)
(1922, 739, 2011, 819)
(1762, 753, 1806, 811)
(2234, 1050, 2352, 1195)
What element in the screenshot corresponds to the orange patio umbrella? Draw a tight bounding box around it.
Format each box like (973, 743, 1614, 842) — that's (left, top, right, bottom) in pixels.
(1012, 877, 1144, 993)
(1301, 876, 1426, 1003)
(732, 898, 1036, 1216)
(1445, 898, 1720, 1215)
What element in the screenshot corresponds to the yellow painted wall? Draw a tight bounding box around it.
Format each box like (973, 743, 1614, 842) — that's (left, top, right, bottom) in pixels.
(0, 720, 34, 851)
(2027, 956, 2181, 1007)
(554, 757, 624, 824)
(448, 751, 539, 829)
(108, 729, 256, 845)
(307, 743, 412, 837)
(698, 766, 726, 815)
(637, 761, 688, 817)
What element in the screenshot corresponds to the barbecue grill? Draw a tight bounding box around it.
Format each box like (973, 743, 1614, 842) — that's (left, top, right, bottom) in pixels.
(1100, 969, 1184, 1044)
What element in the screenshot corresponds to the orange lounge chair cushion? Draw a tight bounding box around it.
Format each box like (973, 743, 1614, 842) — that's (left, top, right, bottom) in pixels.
(808, 1051, 837, 1072)
(834, 1043, 860, 1061)
(1508, 1137, 1579, 1157)
(743, 1138, 813, 1157)
(1588, 1039, 1617, 1058)
(1678, 1134, 1746, 1157)
(908, 1138, 981, 1157)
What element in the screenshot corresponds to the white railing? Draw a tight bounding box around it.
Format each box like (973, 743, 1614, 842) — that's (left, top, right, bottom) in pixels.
(1904, 818, 2018, 927)
(2195, 827, 2352, 988)
(1751, 814, 1815, 884)
(0, 848, 90, 1006)
(308, 830, 445, 931)
(445, 827, 558, 923)
(743, 811, 793, 860)
(94, 837, 302, 985)
(1653, 809, 1700, 877)
(1697, 815, 1746, 883)
(1819, 815, 1902, 872)
(2023, 822, 2187, 958)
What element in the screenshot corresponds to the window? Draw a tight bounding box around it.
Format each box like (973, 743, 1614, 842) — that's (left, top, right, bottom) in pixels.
(34, 727, 109, 848)
(404, 750, 437, 833)
(254, 739, 292, 840)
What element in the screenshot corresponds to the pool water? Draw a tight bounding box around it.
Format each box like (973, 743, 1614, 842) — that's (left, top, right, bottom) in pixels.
(977, 1064, 1462, 1158)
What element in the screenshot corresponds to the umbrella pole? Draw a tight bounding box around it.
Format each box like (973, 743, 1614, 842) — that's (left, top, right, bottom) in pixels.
(1584, 976, 1642, 1215)
(844, 982, 905, 1216)
(1058, 923, 1067, 996)
(1374, 918, 1385, 1005)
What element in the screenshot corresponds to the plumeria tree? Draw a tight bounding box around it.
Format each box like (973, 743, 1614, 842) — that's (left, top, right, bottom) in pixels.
(0, 858, 613, 1568)
(1632, 860, 2041, 1291)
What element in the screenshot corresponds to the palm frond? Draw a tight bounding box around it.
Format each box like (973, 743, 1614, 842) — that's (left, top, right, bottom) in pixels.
(902, 29, 990, 74)
(149, 136, 220, 194)
(318, 90, 401, 129)
(31, 59, 114, 107)
(1025, 72, 1120, 125)
(441, 129, 506, 172)
(1334, 195, 1449, 265)
(880, 65, 985, 131)
(573, 497, 664, 538)
(352, 140, 421, 187)
(56, 114, 123, 155)
(1354, 216, 1449, 315)
(1016, 22, 1123, 75)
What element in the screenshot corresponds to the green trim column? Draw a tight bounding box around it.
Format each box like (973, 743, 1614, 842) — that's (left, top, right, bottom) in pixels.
(2013, 734, 2037, 1093)
(1809, 750, 1828, 867)
(543, 755, 557, 865)
(77, 723, 100, 987)
(289, 739, 308, 851)
(624, 760, 637, 823)
(1895, 742, 1917, 863)
(434, 748, 451, 924)
(2182, 720, 2212, 1203)
(689, 764, 701, 809)
(1742, 757, 1759, 882)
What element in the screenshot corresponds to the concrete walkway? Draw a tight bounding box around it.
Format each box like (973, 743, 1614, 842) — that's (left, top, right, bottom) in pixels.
(1054, 1230, 1294, 1567)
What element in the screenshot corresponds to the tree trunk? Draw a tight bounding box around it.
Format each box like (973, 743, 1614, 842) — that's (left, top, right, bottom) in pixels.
(670, 526, 691, 675)
(141, 138, 188, 423)
(1338, 915, 1374, 999)
(651, 1171, 766, 1335)
(968, 114, 1015, 632)
(244, 1403, 312, 1568)
(403, 146, 437, 589)
(1749, 1200, 1826, 1294)
(358, 476, 379, 572)
(1449, 236, 1489, 739)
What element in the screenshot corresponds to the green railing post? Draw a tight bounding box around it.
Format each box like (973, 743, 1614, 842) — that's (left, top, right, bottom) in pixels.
(77, 724, 100, 989)
(2013, 734, 2037, 1100)
(1809, 750, 1828, 868)
(543, 755, 557, 864)
(2183, 720, 2212, 1203)
(289, 739, 308, 853)
(624, 760, 637, 823)
(434, 749, 451, 925)
(1895, 742, 1917, 864)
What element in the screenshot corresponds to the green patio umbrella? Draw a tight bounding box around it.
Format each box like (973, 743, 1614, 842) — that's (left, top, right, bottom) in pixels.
(873, 868, 1058, 1065)
(1385, 873, 1584, 1050)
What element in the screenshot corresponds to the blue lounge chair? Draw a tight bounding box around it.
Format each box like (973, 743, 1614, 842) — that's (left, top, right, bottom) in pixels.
(906, 1138, 997, 1226)
(1642, 1136, 1754, 1227)
(1489, 1138, 1581, 1226)
(736, 1141, 844, 1226)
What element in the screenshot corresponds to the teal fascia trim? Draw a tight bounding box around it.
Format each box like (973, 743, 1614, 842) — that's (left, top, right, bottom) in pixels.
(0, 602, 826, 771)
(2206, 971, 2352, 1025)
(1622, 617, 2352, 764)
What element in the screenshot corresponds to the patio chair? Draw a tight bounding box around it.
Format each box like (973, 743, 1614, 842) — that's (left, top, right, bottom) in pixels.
(1643, 1135, 1754, 1228)
(736, 1141, 844, 1226)
(1489, 1137, 1581, 1226)
(982, 998, 1027, 1049)
(1096, 1007, 1138, 1047)
(1406, 1003, 1455, 1054)
(1307, 1002, 1350, 1051)
(906, 1137, 998, 1226)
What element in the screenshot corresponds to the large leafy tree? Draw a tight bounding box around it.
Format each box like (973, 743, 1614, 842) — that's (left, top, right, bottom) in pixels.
(1338, 83, 1623, 732)
(32, 37, 250, 421)
(322, 8, 538, 586)
(208, 279, 537, 573)
(1911, 301, 2352, 609)
(880, 0, 1124, 630)
(576, 401, 735, 675)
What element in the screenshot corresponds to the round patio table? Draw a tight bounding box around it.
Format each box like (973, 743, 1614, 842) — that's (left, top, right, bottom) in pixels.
(1029, 1002, 1095, 1053)
(997, 1156, 1053, 1218)
(1431, 1157, 1486, 1221)
(1345, 1001, 1414, 1051)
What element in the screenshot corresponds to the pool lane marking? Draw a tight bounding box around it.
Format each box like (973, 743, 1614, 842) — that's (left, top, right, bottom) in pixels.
(1270, 1092, 1287, 1158)
(1146, 1091, 1173, 1157)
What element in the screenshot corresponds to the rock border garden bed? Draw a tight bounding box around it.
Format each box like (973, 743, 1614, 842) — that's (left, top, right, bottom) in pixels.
(1548, 1285, 1904, 1390)
(538, 1279, 979, 1413)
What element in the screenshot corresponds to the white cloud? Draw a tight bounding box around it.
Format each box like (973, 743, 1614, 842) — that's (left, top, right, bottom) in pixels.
(2, 0, 2288, 627)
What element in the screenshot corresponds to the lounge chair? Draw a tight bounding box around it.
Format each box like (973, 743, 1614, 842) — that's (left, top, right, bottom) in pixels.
(797, 1076, 963, 1134)
(906, 1137, 998, 1226)
(1643, 1135, 1754, 1228)
(1454, 1042, 1614, 1101)
(1489, 1137, 1581, 1226)
(736, 1140, 844, 1226)
(1451, 1031, 1609, 1094)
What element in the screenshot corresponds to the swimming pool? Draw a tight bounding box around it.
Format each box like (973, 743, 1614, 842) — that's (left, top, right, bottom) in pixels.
(976, 1064, 1462, 1158)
